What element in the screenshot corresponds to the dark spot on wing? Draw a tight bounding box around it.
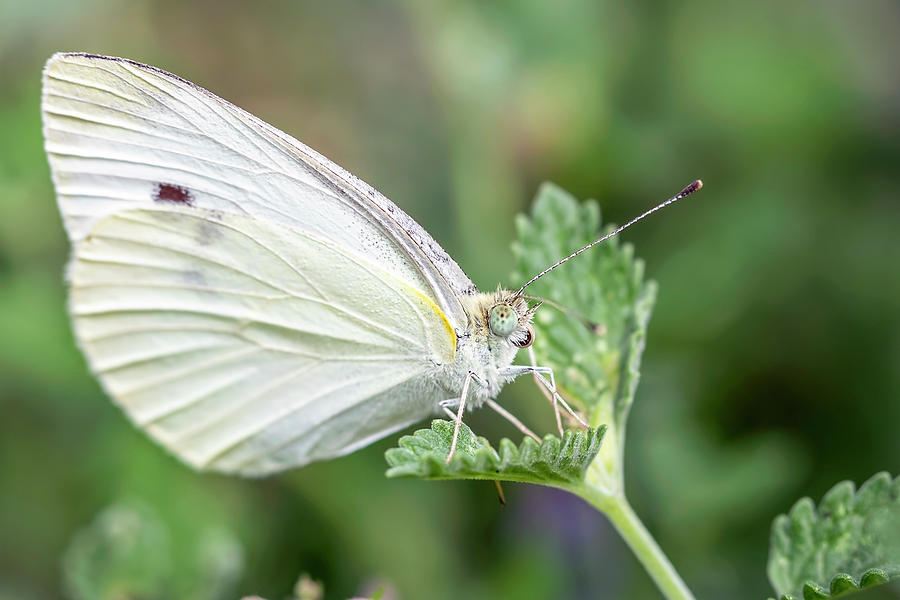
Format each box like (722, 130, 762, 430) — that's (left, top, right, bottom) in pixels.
(153, 183, 193, 205)
(182, 268, 207, 286)
(194, 217, 223, 246)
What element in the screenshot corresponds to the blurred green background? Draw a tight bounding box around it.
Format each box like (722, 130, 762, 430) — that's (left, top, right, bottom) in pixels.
(1, 1, 898, 599)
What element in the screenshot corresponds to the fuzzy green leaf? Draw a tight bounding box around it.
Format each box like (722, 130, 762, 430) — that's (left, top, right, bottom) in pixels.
(767, 569, 893, 600)
(385, 419, 605, 487)
(511, 182, 656, 436)
(767, 472, 900, 600)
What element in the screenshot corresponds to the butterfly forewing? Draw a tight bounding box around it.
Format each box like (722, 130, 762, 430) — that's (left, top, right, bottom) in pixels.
(42, 52, 472, 327)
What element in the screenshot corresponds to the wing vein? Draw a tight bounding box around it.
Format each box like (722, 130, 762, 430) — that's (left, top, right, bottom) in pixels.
(96, 341, 246, 374)
(230, 368, 429, 470)
(125, 346, 262, 408)
(46, 71, 150, 106)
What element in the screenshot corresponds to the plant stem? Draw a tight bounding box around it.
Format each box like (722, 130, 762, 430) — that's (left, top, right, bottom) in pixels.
(576, 487, 696, 600)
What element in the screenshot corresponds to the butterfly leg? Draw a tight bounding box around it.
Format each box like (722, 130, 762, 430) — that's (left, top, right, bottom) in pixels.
(484, 398, 541, 442)
(533, 366, 589, 432)
(446, 371, 475, 464)
(441, 394, 540, 442)
(528, 346, 563, 434)
(501, 364, 589, 435)
(439, 399, 461, 422)
(528, 346, 590, 432)
(439, 372, 488, 421)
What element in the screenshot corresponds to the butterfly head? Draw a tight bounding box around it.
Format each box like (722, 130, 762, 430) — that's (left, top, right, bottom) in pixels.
(485, 291, 539, 349)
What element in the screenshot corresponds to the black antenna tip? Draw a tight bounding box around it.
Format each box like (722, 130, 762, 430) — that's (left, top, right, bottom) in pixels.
(515, 178, 703, 295)
(680, 179, 703, 197)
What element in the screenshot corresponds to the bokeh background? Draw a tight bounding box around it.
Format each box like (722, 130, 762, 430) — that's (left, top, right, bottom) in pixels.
(1, 1, 898, 599)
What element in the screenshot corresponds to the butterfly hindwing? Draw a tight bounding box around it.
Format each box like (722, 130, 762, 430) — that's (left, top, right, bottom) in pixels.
(70, 205, 454, 474)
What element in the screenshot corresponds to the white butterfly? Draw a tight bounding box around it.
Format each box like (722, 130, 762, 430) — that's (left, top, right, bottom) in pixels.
(43, 53, 700, 476)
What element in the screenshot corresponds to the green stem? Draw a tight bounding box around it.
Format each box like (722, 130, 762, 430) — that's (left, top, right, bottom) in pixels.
(576, 488, 695, 600)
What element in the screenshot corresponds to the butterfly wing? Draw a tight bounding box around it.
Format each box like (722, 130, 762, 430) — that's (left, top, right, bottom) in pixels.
(42, 52, 474, 328)
(69, 205, 454, 475)
(41, 52, 468, 474)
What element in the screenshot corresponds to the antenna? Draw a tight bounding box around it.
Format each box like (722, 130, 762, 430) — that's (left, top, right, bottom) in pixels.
(516, 180, 703, 295)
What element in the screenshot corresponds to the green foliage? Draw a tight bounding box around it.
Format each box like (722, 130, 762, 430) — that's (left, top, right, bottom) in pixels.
(768, 569, 891, 600)
(3, 4, 899, 599)
(768, 472, 900, 600)
(62, 501, 243, 600)
(385, 419, 605, 487)
(511, 182, 656, 436)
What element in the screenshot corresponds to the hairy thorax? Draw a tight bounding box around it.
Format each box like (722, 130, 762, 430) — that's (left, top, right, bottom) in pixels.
(433, 289, 533, 406)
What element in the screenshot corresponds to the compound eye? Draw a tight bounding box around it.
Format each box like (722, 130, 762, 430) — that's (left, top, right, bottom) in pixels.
(512, 325, 534, 348)
(489, 303, 518, 337)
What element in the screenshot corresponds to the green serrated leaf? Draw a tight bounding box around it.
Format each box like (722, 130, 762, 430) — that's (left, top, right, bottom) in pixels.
(511, 182, 656, 438)
(511, 182, 657, 496)
(771, 569, 895, 600)
(771, 571, 898, 599)
(385, 419, 605, 487)
(858, 569, 890, 588)
(768, 472, 900, 600)
(802, 581, 830, 600)
(828, 573, 859, 596)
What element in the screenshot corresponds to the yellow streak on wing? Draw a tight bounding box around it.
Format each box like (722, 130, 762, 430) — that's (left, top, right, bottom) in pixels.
(310, 232, 457, 364)
(393, 277, 457, 364)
